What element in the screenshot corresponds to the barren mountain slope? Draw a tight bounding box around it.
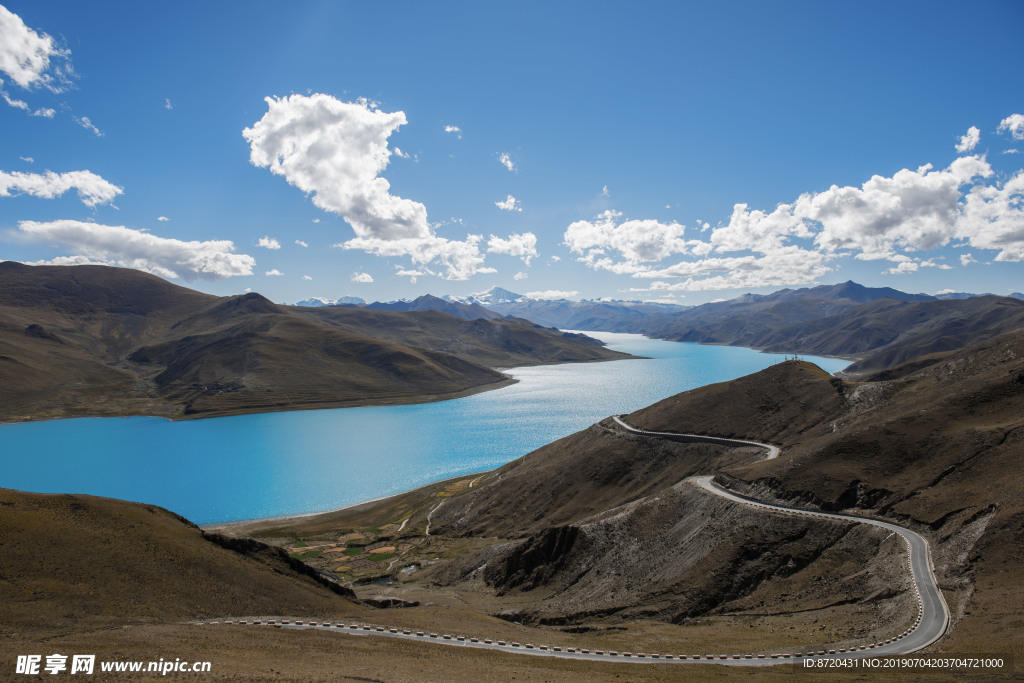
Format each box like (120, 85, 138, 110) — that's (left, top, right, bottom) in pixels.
(367, 333, 1023, 653)
(625, 331, 1024, 655)
(0, 262, 630, 421)
(0, 488, 365, 639)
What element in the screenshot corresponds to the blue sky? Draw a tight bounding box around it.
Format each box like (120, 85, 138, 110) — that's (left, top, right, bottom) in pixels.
(1, 1, 1022, 305)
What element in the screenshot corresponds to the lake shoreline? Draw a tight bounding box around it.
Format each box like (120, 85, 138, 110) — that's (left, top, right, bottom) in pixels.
(0, 334, 852, 525)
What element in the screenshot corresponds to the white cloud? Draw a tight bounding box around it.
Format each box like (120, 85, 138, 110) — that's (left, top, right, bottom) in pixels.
(513, 271, 528, 280)
(955, 126, 981, 154)
(1004, 149, 1020, 155)
(157, 216, 170, 222)
(351, 271, 373, 283)
(548, 255, 561, 263)
(244, 93, 498, 280)
(1, 77, 57, 117)
(794, 156, 992, 259)
(498, 152, 516, 172)
(494, 194, 522, 212)
(265, 269, 283, 276)
(882, 256, 949, 274)
(73, 115, 102, 137)
(164, 98, 173, 110)
(396, 267, 428, 283)
(19, 156, 32, 163)
(444, 124, 462, 139)
(0, 169, 123, 207)
(960, 253, 977, 266)
(257, 235, 281, 250)
(525, 289, 578, 300)
(311, 218, 320, 223)
(295, 239, 308, 247)
(629, 247, 829, 290)
(0, 6, 71, 91)
(957, 169, 1024, 261)
(565, 146, 1024, 291)
(17, 220, 255, 281)
(602, 185, 610, 197)
(487, 232, 538, 264)
(302, 274, 312, 280)
(25, 254, 106, 267)
(392, 146, 410, 159)
(998, 114, 1024, 140)
(565, 210, 697, 267)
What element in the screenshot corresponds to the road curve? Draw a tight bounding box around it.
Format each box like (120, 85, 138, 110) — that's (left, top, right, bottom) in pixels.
(196, 416, 949, 666)
(614, 415, 950, 658)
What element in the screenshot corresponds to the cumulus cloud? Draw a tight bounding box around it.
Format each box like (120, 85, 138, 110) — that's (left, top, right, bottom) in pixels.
(244, 93, 504, 280)
(960, 253, 977, 266)
(0, 6, 71, 91)
(524, 289, 578, 300)
(0, 169, 122, 207)
(796, 156, 991, 259)
(17, 220, 255, 281)
(956, 126, 981, 154)
(164, 98, 173, 110)
(487, 232, 538, 264)
(514, 271, 528, 280)
(444, 124, 462, 139)
(958, 169, 1024, 261)
(566, 150, 1024, 290)
(19, 156, 32, 163)
(157, 216, 170, 222)
(494, 194, 522, 212)
(302, 274, 312, 280)
(498, 152, 516, 172)
(256, 235, 281, 250)
(265, 269, 283, 276)
(295, 239, 308, 247)
(998, 114, 1024, 140)
(565, 210, 698, 268)
(351, 271, 373, 283)
(602, 185, 610, 197)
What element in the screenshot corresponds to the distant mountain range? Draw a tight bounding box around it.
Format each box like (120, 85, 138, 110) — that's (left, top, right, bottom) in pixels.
(287, 281, 1024, 376)
(294, 295, 366, 307)
(0, 262, 630, 422)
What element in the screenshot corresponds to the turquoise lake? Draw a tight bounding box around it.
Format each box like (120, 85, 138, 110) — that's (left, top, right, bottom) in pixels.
(0, 333, 849, 524)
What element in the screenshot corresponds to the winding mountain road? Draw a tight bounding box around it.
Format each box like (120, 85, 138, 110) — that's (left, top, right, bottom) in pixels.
(198, 416, 949, 666)
(614, 415, 950, 659)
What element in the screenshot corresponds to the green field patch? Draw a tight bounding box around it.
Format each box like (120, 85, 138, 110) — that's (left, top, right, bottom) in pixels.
(344, 546, 365, 556)
(368, 553, 395, 562)
(289, 550, 321, 559)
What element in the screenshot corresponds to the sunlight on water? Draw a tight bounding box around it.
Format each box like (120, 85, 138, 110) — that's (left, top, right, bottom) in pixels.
(0, 333, 848, 523)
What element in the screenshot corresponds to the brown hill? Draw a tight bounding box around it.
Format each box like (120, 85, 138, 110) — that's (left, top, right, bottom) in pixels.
(0, 262, 630, 422)
(0, 488, 364, 639)
(267, 330, 1022, 657)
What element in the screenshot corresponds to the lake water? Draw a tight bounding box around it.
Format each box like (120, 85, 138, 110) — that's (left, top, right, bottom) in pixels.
(0, 333, 849, 524)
